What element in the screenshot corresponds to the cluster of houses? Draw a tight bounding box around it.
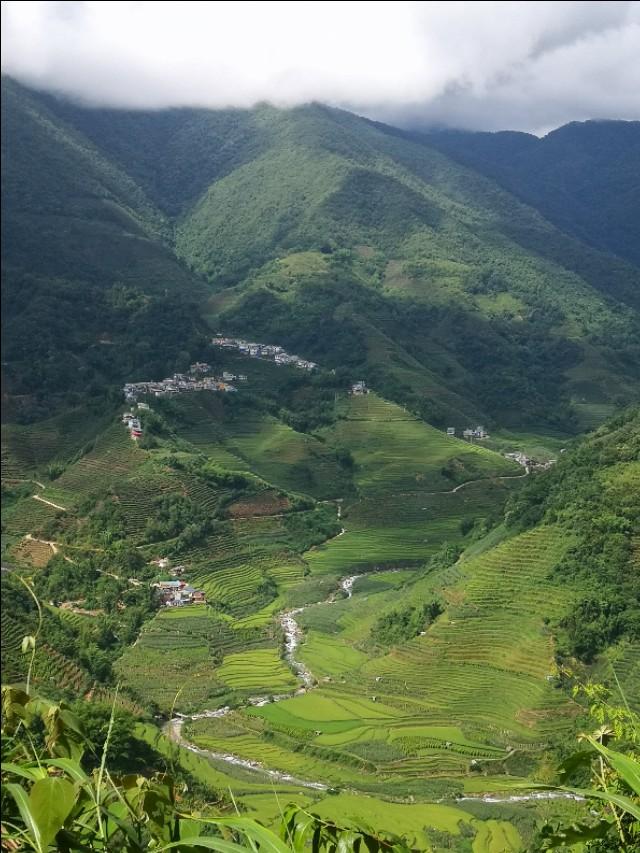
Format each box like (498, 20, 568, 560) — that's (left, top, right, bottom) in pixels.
(446, 426, 489, 441)
(350, 381, 369, 395)
(123, 362, 245, 403)
(211, 335, 317, 372)
(122, 411, 143, 440)
(153, 579, 207, 607)
(504, 451, 557, 471)
(150, 558, 206, 607)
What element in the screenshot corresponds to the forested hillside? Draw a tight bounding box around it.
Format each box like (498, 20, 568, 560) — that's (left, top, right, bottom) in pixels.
(3, 77, 639, 431)
(2, 74, 639, 849)
(422, 120, 640, 268)
(1, 78, 209, 420)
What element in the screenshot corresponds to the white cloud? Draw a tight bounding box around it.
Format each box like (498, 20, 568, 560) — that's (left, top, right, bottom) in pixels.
(2, 0, 639, 131)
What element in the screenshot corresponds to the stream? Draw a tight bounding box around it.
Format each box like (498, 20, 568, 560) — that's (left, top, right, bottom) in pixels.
(166, 526, 574, 804)
(165, 573, 363, 790)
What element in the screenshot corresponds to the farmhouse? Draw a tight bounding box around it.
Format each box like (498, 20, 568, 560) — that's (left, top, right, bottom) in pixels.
(350, 381, 368, 395)
(153, 579, 206, 606)
(155, 580, 182, 591)
(462, 426, 489, 441)
(446, 427, 456, 436)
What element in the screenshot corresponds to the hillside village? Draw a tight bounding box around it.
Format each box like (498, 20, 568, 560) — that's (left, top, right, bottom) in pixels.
(153, 579, 206, 607)
(211, 335, 317, 371)
(123, 362, 244, 404)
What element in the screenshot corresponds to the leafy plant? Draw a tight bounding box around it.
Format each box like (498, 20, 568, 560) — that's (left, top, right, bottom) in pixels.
(1, 686, 417, 851)
(535, 680, 639, 851)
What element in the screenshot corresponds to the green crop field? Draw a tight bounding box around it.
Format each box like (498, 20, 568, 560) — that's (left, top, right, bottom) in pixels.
(221, 524, 578, 792)
(50, 423, 146, 508)
(1, 407, 112, 479)
(116, 608, 235, 713)
(310, 794, 522, 851)
(216, 648, 298, 693)
(330, 394, 518, 495)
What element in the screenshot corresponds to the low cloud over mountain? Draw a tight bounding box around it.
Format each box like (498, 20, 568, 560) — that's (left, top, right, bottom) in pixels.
(2, 1, 639, 132)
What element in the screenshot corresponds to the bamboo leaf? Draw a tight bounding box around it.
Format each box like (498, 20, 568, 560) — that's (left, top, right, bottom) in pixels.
(42, 757, 90, 784)
(563, 785, 640, 821)
(159, 838, 253, 853)
(1, 762, 48, 781)
(584, 736, 640, 795)
(194, 816, 292, 853)
(538, 819, 613, 849)
(336, 830, 362, 853)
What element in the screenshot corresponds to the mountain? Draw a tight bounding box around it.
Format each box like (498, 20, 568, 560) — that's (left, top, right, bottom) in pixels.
(419, 120, 640, 269)
(2, 77, 639, 433)
(1, 78, 209, 421)
(2, 77, 639, 847)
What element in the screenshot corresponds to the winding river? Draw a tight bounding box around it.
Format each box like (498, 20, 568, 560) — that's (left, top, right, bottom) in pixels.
(165, 571, 577, 803)
(165, 458, 575, 802)
(165, 573, 363, 790)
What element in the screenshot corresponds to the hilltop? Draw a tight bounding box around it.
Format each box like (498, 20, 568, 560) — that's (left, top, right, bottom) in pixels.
(2, 77, 639, 431)
(2, 75, 639, 848)
(421, 120, 640, 269)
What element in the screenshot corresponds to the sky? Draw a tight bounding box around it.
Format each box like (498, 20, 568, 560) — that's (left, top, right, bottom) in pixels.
(2, 1, 639, 133)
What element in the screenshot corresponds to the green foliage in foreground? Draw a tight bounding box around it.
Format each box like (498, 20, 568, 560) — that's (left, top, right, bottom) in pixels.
(3, 679, 639, 852)
(1, 686, 419, 852)
(534, 681, 640, 851)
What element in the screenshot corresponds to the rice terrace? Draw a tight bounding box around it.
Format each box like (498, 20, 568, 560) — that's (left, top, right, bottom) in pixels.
(2, 33, 640, 852)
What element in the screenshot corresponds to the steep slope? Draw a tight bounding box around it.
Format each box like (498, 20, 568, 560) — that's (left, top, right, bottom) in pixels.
(177, 106, 639, 429)
(4, 82, 640, 431)
(422, 120, 640, 270)
(1, 78, 209, 418)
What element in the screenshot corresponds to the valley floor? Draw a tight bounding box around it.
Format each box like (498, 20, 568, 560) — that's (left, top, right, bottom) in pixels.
(3, 387, 637, 850)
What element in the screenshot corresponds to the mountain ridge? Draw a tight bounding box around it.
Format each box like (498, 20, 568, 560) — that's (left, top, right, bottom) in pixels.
(2, 76, 639, 431)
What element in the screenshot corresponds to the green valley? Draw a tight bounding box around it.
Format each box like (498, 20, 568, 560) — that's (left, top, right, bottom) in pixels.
(2, 74, 639, 851)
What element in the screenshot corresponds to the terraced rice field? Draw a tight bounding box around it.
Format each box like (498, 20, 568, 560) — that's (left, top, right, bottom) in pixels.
(310, 794, 522, 851)
(51, 424, 145, 507)
(169, 394, 348, 499)
(3, 607, 92, 694)
(223, 525, 578, 789)
(115, 607, 272, 713)
(216, 648, 298, 693)
(2, 495, 64, 536)
(605, 640, 640, 712)
(11, 535, 55, 567)
(226, 416, 347, 499)
(306, 480, 520, 574)
(330, 394, 518, 494)
(355, 527, 575, 742)
(1, 408, 110, 477)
